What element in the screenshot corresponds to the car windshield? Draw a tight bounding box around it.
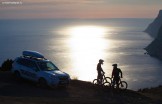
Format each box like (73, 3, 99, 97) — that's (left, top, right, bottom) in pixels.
(37, 61, 59, 71)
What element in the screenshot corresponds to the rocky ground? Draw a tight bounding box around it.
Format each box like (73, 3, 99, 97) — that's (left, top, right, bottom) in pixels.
(0, 71, 161, 104)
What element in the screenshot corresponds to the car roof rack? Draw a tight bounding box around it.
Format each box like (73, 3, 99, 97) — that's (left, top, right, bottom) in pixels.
(22, 50, 46, 60)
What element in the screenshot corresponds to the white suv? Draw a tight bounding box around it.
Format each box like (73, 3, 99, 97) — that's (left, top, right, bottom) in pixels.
(12, 50, 70, 88)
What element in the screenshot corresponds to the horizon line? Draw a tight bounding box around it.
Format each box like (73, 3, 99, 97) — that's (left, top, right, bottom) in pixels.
(0, 17, 154, 20)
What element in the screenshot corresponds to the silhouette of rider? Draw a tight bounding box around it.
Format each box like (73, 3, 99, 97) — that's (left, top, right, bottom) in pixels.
(111, 64, 123, 88)
(97, 59, 105, 84)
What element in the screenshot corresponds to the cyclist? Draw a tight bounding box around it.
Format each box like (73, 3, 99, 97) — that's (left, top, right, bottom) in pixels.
(96, 59, 105, 84)
(111, 64, 123, 88)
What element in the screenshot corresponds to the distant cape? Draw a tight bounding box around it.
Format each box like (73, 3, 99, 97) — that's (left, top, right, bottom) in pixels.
(145, 25, 162, 59)
(145, 10, 162, 38)
(145, 10, 162, 59)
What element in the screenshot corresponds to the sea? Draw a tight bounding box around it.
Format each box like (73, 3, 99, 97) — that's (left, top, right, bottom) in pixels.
(0, 18, 162, 90)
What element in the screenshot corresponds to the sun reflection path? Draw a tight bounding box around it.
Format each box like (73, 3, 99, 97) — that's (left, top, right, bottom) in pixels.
(66, 25, 110, 81)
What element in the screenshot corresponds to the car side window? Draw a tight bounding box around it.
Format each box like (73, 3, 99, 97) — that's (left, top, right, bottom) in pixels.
(17, 58, 26, 66)
(28, 61, 39, 72)
(17, 58, 39, 71)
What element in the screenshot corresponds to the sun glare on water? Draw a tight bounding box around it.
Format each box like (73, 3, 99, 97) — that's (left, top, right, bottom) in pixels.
(65, 26, 110, 81)
(69, 26, 106, 38)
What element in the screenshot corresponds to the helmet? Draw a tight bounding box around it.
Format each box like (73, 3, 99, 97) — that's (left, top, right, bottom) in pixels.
(112, 64, 117, 66)
(99, 59, 104, 63)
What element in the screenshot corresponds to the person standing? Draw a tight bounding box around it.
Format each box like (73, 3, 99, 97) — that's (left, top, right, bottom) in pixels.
(97, 59, 105, 84)
(111, 64, 123, 88)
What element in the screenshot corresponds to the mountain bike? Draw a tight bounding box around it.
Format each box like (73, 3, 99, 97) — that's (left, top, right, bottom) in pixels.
(93, 72, 112, 86)
(104, 77, 128, 90)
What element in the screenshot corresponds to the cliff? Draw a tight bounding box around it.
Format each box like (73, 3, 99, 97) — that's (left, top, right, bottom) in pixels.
(145, 10, 162, 38)
(145, 25, 162, 59)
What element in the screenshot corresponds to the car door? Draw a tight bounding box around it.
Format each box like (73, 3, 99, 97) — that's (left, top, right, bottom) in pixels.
(19, 59, 38, 81)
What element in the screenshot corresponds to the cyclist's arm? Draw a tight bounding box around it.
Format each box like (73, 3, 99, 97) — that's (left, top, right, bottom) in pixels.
(120, 69, 123, 78)
(101, 69, 105, 74)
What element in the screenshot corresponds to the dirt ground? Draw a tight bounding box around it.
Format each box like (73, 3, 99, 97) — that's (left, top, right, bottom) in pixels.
(0, 71, 161, 104)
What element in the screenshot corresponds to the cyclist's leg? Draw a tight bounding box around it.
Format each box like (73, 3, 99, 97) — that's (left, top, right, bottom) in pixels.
(112, 78, 115, 88)
(100, 75, 104, 85)
(97, 75, 100, 84)
(116, 77, 120, 88)
(97, 73, 102, 84)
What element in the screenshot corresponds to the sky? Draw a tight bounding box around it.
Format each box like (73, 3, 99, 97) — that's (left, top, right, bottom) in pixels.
(0, 0, 162, 19)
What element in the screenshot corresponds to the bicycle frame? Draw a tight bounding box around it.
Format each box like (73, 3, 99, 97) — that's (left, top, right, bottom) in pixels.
(99, 73, 111, 84)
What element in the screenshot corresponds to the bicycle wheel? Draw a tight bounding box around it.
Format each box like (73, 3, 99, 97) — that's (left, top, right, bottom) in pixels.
(103, 82, 111, 87)
(104, 77, 112, 83)
(93, 79, 98, 85)
(119, 81, 128, 90)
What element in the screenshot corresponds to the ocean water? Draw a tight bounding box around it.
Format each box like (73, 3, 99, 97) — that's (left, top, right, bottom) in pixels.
(0, 18, 162, 90)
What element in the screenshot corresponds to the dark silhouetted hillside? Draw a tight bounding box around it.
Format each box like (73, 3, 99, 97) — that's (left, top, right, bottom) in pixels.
(0, 72, 161, 104)
(145, 10, 162, 38)
(145, 24, 162, 59)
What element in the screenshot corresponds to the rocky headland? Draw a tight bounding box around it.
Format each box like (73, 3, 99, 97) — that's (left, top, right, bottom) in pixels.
(145, 10, 162, 38)
(145, 10, 162, 59)
(145, 25, 162, 59)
